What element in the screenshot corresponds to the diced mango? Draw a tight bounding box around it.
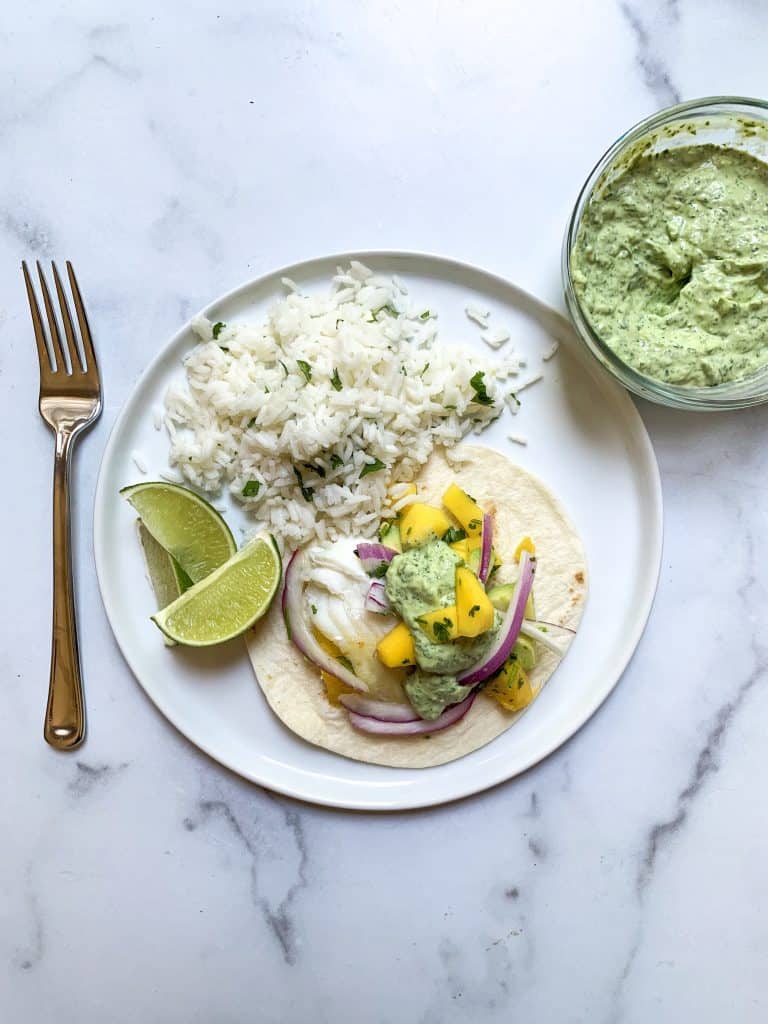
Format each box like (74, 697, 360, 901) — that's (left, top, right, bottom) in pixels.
(450, 538, 470, 560)
(442, 483, 484, 537)
(415, 606, 460, 644)
(455, 567, 495, 637)
(321, 670, 357, 707)
(399, 502, 452, 549)
(377, 621, 416, 667)
(513, 535, 536, 562)
(485, 661, 535, 711)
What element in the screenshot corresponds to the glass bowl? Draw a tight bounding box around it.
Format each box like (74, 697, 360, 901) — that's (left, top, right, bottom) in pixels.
(563, 96, 768, 411)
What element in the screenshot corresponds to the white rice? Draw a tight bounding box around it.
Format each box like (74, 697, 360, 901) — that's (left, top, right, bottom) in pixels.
(164, 264, 521, 548)
(481, 327, 511, 350)
(131, 450, 148, 474)
(543, 341, 560, 361)
(465, 304, 490, 328)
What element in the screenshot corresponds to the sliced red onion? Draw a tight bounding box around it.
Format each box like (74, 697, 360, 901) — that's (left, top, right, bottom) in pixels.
(338, 693, 418, 722)
(347, 691, 476, 735)
(282, 549, 367, 692)
(365, 580, 391, 614)
(519, 621, 566, 657)
(477, 512, 493, 583)
(354, 542, 398, 575)
(458, 549, 536, 687)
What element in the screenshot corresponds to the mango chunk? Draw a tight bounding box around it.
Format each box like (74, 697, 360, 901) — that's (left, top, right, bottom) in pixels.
(485, 661, 535, 712)
(513, 535, 536, 562)
(455, 567, 495, 637)
(442, 483, 484, 537)
(415, 606, 460, 644)
(377, 621, 416, 667)
(399, 502, 452, 549)
(321, 670, 357, 707)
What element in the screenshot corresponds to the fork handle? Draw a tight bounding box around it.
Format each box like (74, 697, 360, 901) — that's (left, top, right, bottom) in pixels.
(45, 429, 85, 750)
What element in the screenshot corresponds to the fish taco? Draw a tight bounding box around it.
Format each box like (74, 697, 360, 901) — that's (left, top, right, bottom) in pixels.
(248, 445, 587, 768)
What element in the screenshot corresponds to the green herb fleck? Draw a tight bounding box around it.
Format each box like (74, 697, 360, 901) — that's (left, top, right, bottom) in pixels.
(297, 359, 312, 383)
(336, 655, 355, 673)
(419, 310, 431, 320)
(468, 517, 482, 531)
(247, 417, 257, 429)
(370, 562, 389, 579)
(469, 370, 494, 407)
(372, 304, 399, 321)
(444, 404, 457, 412)
(360, 457, 386, 478)
(509, 392, 521, 408)
(219, 345, 229, 352)
(432, 619, 452, 642)
(311, 604, 318, 615)
(419, 362, 430, 378)
(242, 480, 260, 498)
(303, 463, 326, 479)
(212, 321, 225, 340)
(330, 367, 343, 391)
(468, 604, 481, 618)
(293, 467, 314, 502)
(443, 526, 467, 544)
(329, 454, 344, 470)
(279, 360, 289, 377)
(336, 318, 343, 329)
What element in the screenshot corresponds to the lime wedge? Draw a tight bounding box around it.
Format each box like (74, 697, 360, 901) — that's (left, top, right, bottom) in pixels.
(152, 534, 282, 646)
(121, 481, 236, 582)
(136, 521, 194, 647)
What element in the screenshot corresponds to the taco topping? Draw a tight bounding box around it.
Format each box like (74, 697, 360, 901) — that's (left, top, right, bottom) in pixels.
(284, 478, 573, 737)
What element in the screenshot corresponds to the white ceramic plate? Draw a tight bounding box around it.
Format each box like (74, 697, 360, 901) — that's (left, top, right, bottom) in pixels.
(94, 252, 662, 811)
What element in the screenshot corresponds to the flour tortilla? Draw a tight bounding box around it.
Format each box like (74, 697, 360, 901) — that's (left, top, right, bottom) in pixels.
(247, 446, 587, 768)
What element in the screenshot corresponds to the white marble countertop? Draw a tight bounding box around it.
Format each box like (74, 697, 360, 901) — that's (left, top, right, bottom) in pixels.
(3, 2, 768, 1021)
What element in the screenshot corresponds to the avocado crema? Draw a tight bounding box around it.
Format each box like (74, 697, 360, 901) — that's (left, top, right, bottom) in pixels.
(571, 143, 768, 386)
(385, 540, 500, 720)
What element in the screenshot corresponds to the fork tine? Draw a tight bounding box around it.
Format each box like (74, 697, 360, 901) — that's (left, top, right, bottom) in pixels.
(37, 260, 69, 373)
(52, 262, 84, 373)
(22, 261, 54, 374)
(66, 262, 97, 373)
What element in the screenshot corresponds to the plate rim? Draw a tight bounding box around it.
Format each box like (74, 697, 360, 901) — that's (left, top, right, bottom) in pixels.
(93, 248, 663, 811)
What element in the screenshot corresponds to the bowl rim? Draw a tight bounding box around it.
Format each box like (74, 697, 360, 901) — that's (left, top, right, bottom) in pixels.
(562, 94, 768, 411)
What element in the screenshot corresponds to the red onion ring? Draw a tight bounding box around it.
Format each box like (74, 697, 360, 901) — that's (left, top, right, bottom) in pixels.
(354, 542, 398, 574)
(339, 693, 418, 722)
(365, 580, 391, 614)
(458, 549, 535, 686)
(347, 691, 476, 735)
(477, 512, 493, 583)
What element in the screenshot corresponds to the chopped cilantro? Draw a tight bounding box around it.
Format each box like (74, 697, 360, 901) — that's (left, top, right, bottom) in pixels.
(468, 517, 482, 531)
(279, 360, 289, 377)
(370, 562, 389, 579)
(443, 526, 467, 544)
(432, 619, 452, 642)
(468, 604, 480, 618)
(372, 304, 399, 320)
(293, 467, 314, 502)
(420, 362, 430, 378)
(264, 386, 270, 394)
(311, 604, 318, 615)
(509, 392, 521, 408)
(360, 457, 386, 478)
(219, 345, 229, 352)
(212, 321, 225, 340)
(330, 368, 343, 391)
(419, 310, 431, 320)
(469, 370, 494, 407)
(297, 359, 312, 383)
(329, 454, 344, 469)
(242, 480, 260, 498)
(247, 417, 257, 428)
(303, 463, 326, 478)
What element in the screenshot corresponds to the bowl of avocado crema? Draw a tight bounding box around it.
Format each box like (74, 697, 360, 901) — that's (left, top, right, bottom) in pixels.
(563, 96, 768, 410)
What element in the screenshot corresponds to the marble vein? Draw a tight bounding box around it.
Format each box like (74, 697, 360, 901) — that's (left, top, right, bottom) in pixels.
(183, 780, 309, 966)
(13, 864, 44, 972)
(618, 1, 681, 106)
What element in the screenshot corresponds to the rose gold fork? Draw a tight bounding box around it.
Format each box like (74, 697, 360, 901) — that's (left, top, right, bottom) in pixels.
(23, 262, 102, 750)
